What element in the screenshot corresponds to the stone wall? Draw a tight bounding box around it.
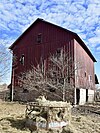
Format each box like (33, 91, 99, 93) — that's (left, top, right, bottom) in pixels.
(25, 96, 72, 132)
(13, 86, 75, 104)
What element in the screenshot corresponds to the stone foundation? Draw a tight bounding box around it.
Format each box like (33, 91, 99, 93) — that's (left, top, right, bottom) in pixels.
(13, 86, 74, 103)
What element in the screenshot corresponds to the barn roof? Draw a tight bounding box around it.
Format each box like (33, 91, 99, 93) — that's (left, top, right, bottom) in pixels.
(9, 18, 96, 62)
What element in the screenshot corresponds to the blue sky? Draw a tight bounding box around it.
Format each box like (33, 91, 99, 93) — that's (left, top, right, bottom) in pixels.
(0, 0, 100, 84)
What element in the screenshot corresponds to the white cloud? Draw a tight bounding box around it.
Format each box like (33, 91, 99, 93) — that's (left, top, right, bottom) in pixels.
(0, 0, 100, 83)
(88, 37, 100, 47)
(96, 47, 100, 51)
(0, 38, 15, 48)
(0, 0, 100, 49)
(95, 27, 100, 36)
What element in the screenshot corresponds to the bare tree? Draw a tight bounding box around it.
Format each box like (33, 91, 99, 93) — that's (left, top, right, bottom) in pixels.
(46, 49, 82, 101)
(19, 64, 63, 100)
(19, 49, 81, 101)
(0, 45, 11, 83)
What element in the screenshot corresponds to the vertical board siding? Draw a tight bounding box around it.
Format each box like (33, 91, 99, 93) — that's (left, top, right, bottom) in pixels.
(74, 39, 95, 90)
(11, 20, 94, 93)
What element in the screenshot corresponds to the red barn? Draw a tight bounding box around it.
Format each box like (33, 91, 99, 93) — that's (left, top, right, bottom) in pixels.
(9, 18, 98, 104)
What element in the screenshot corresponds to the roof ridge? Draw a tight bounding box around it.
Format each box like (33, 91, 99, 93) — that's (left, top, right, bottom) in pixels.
(9, 18, 96, 62)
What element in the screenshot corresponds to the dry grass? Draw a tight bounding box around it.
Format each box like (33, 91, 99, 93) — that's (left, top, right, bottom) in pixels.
(71, 104, 100, 133)
(0, 102, 100, 133)
(0, 102, 30, 133)
(71, 114, 100, 133)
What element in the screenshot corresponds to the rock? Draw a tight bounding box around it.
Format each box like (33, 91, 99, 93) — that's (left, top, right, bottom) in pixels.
(26, 96, 72, 132)
(62, 124, 77, 133)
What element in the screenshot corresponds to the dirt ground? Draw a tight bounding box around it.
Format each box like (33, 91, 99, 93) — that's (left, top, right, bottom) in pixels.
(71, 107, 100, 133)
(0, 102, 100, 133)
(0, 102, 30, 133)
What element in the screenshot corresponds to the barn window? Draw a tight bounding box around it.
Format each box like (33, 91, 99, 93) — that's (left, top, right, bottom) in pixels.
(56, 48, 61, 58)
(54, 48, 62, 59)
(37, 33, 42, 43)
(68, 77, 70, 83)
(59, 78, 64, 84)
(85, 72, 86, 77)
(12, 54, 18, 67)
(23, 88, 29, 93)
(49, 87, 56, 92)
(89, 75, 92, 81)
(19, 54, 25, 65)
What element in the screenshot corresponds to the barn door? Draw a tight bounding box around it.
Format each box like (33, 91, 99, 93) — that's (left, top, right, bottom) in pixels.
(86, 89, 88, 102)
(76, 88, 80, 105)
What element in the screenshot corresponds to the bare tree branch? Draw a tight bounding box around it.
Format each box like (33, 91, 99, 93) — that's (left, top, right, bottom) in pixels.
(19, 48, 82, 101)
(0, 45, 11, 82)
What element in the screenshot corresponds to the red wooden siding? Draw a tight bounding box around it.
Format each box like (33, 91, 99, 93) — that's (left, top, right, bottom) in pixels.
(12, 21, 74, 87)
(74, 39, 95, 90)
(10, 19, 96, 93)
